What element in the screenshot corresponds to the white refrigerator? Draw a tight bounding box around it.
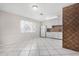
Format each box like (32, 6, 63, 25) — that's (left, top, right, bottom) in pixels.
(40, 25, 47, 38)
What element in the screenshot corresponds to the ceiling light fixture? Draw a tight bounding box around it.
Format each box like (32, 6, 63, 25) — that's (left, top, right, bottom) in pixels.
(32, 5, 38, 10)
(40, 13, 43, 15)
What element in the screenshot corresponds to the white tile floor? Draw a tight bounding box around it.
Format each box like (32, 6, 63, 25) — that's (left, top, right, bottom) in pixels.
(1, 38, 79, 56)
(19, 38, 79, 56)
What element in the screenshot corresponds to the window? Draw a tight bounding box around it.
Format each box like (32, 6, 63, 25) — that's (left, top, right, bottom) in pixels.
(20, 20, 36, 33)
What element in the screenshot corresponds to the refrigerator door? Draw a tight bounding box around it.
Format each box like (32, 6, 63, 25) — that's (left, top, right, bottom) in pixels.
(40, 25, 47, 38)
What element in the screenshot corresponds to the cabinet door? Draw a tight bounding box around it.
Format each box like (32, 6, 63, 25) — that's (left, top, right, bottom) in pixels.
(63, 4, 79, 51)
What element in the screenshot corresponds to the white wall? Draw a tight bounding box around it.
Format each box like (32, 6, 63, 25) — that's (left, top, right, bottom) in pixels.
(0, 11, 40, 55)
(41, 17, 62, 39)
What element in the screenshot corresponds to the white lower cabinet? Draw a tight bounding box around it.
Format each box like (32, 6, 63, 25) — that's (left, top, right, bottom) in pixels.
(46, 32, 62, 39)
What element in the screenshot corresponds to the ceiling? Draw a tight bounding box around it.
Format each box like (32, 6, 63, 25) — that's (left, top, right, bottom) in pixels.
(0, 3, 73, 21)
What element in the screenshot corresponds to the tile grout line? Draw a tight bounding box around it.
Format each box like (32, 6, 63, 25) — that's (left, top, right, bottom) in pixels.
(28, 40, 33, 56)
(45, 39, 62, 56)
(42, 38, 61, 56)
(37, 38, 40, 56)
(40, 38, 51, 56)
